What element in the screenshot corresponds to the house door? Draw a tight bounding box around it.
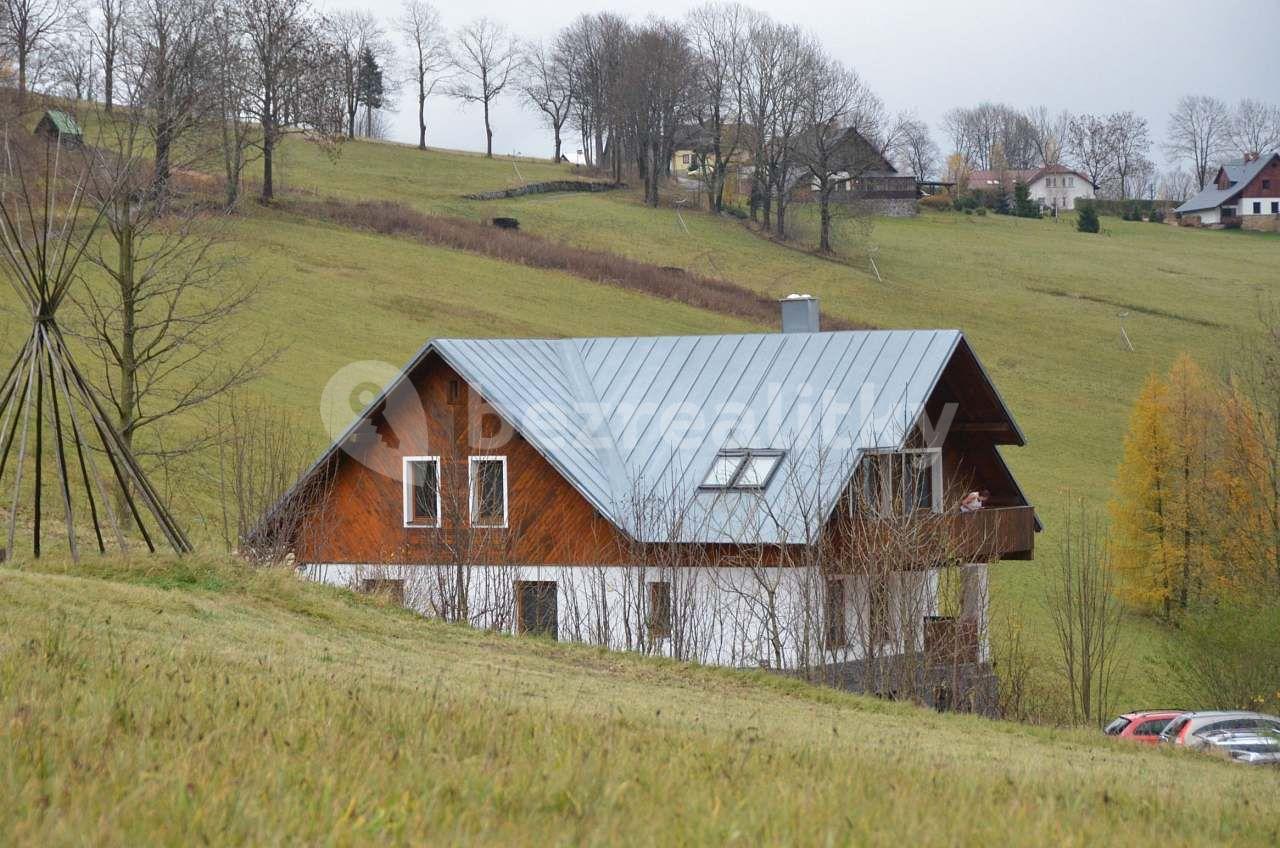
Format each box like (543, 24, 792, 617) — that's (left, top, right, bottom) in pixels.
(516, 580, 558, 639)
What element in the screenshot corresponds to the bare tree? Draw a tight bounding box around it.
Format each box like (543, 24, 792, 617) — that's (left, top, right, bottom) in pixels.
(687, 2, 749, 212)
(447, 17, 520, 158)
(554, 13, 622, 171)
(885, 111, 938, 180)
(1165, 94, 1230, 190)
(239, 0, 340, 202)
(331, 11, 386, 140)
(86, 0, 127, 111)
(742, 19, 808, 235)
(1065, 113, 1116, 196)
(209, 0, 257, 209)
(45, 32, 96, 101)
(519, 40, 570, 163)
(794, 55, 884, 253)
(72, 115, 273, 524)
(397, 0, 448, 151)
(1025, 106, 1070, 166)
(126, 0, 213, 204)
(1158, 168, 1194, 204)
(618, 19, 695, 207)
(1227, 98, 1280, 158)
(1046, 500, 1125, 726)
(1109, 111, 1151, 200)
(0, 0, 70, 101)
(943, 103, 1039, 170)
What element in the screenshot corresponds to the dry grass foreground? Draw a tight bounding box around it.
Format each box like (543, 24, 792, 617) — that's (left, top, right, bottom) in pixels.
(1, 557, 1277, 846)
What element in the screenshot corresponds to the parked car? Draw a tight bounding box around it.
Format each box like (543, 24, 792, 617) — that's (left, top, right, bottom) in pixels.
(1159, 711, 1280, 749)
(1103, 710, 1185, 744)
(1198, 729, 1280, 765)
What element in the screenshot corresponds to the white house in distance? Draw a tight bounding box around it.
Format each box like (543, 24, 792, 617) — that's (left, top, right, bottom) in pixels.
(1175, 152, 1280, 229)
(967, 164, 1097, 211)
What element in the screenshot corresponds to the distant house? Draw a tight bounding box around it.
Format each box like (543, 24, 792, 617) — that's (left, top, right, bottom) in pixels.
(1175, 152, 1280, 230)
(259, 297, 1037, 713)
(34, 110, 83, 146)
(966, 165, 1096, 211)
(793, 127, 919, 216)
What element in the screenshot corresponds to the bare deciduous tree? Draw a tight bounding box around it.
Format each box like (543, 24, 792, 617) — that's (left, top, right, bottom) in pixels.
(1165, 94, 1230, 190)
(1024, 105, 1071, 167)
(397, 0, 448, 151)
(209, 0, 258, 210)
(1065, 113, 1116, 196)
(86, 0, 127, 111)
(331, 11, 387, 141)
(519, 40, 571, 163)
(1109, 111, 1151, 200)
(1046, 500, 1125, 726)
(126, 0, 213, 204)
(0, 0, 70, 101)
(687, 2, 749, 212)
(45, 31, 96, 101)
(618, 19, 695, 207)
(885, 111, 938, 180)
(1227, 97, 1280, 158)
(447, 17, 520, 158)
(794, 55, 884, 253)
(943, 102, 1038, 171)
(239, 0, 340, 202)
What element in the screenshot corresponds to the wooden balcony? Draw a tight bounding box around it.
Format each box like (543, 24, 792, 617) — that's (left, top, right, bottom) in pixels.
(835, 505, 1036, 565)
(946, 506, 1036, 561)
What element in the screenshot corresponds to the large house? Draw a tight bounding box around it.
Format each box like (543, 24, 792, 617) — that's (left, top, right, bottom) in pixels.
(266, 298, 1036, 711)
(1176, 152, 1280, 229)
(967, 164, 1096, 211)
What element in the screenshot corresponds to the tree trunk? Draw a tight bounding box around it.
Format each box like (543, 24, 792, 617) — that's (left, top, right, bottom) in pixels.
(819, 185, 832, 253)
(552, 126, 562, 164)
(116, 220, 137, 529)
(418, 90, 427, 150)
(104, 58, 114, 112)
(153, 119, 173, 205)
(261, 118, 275, 203)
(483, 97, 493, 158)
(17, 50, 27, 102)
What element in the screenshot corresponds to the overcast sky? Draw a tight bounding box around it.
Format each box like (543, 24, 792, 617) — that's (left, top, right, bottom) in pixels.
(332, 0, 1280, 168)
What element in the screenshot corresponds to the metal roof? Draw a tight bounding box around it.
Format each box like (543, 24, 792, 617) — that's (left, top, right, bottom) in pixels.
(40, 110, 82, 137)
(1176, 153, 1277, 213)
(294, 329, 1025, 545)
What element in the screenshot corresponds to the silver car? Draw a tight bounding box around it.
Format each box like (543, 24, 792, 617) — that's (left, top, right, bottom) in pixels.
(1159, 711, 1280, 749)
(1198, 729, 1280, 765)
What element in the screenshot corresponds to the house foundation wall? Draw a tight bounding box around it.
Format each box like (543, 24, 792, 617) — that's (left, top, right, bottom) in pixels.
(301, 562, 990, 674)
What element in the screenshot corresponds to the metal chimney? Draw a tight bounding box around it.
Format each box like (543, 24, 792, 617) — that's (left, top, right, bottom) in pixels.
(779, 293, 820, 333)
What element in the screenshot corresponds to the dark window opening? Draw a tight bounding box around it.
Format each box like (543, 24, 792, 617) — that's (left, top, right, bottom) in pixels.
(516, 580, 558, 639)
(648, 581, 672, 639)
(1263, 179, 1271, 190)
(1272, 202, 1279, 214)
(824, 578, 846, 649)
(447, 379, 461, 405)
(1253, 202, 1262, 214)
(472, 458, 506, 526)
(407, 459, 439, 525)
(361, 578, 405, 605)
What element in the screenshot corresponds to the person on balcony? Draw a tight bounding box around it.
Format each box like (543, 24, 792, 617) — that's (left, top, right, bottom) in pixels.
(959, 490, 990, 513)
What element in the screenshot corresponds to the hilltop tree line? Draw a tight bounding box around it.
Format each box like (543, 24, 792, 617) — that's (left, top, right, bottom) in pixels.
(942, 96, 1279, 202)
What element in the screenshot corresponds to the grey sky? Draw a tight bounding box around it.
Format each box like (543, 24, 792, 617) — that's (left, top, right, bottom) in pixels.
(331, 0, 1280, 168)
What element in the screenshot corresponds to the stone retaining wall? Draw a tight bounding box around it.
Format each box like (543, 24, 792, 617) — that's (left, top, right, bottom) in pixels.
(464, 180, 623, 201)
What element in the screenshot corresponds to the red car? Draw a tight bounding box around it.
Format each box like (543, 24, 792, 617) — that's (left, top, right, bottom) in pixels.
(1104, 711, 1185, 744)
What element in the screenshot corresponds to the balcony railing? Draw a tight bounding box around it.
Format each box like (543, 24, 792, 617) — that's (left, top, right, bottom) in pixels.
(838, 505, 1036, 564)
(946, 506, 1036, 561)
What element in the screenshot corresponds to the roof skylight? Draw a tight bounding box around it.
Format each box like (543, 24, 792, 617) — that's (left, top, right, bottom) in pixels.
(700, 450, 785, 491)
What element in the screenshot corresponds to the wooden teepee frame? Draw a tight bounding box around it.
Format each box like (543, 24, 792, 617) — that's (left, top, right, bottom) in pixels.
(0, 139, 191, 560)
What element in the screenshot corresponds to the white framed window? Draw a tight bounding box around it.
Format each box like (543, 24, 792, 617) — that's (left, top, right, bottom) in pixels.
(403, 456, 441, 528)
(853, 448, 943, 516)
(699, 449, 786, 491)
(469, 456, 508, 528)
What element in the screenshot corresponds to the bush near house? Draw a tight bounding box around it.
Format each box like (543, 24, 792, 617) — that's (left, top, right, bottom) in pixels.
(1077, 203, 1101, 233)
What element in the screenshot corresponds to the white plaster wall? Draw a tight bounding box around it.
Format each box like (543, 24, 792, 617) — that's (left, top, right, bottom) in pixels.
(1240, 197, 1280, 216)
(1028, 175, 1094, 210)
(300, 562, 964, 670)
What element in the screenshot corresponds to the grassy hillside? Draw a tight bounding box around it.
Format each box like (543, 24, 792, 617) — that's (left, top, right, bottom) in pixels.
(3, 127, 1279, 714)
(2, 558, 1276, 845)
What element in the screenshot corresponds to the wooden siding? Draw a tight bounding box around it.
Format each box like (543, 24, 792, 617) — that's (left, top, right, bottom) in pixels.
(297, 343, 1035, 565)
(296, 353, 629, 565)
